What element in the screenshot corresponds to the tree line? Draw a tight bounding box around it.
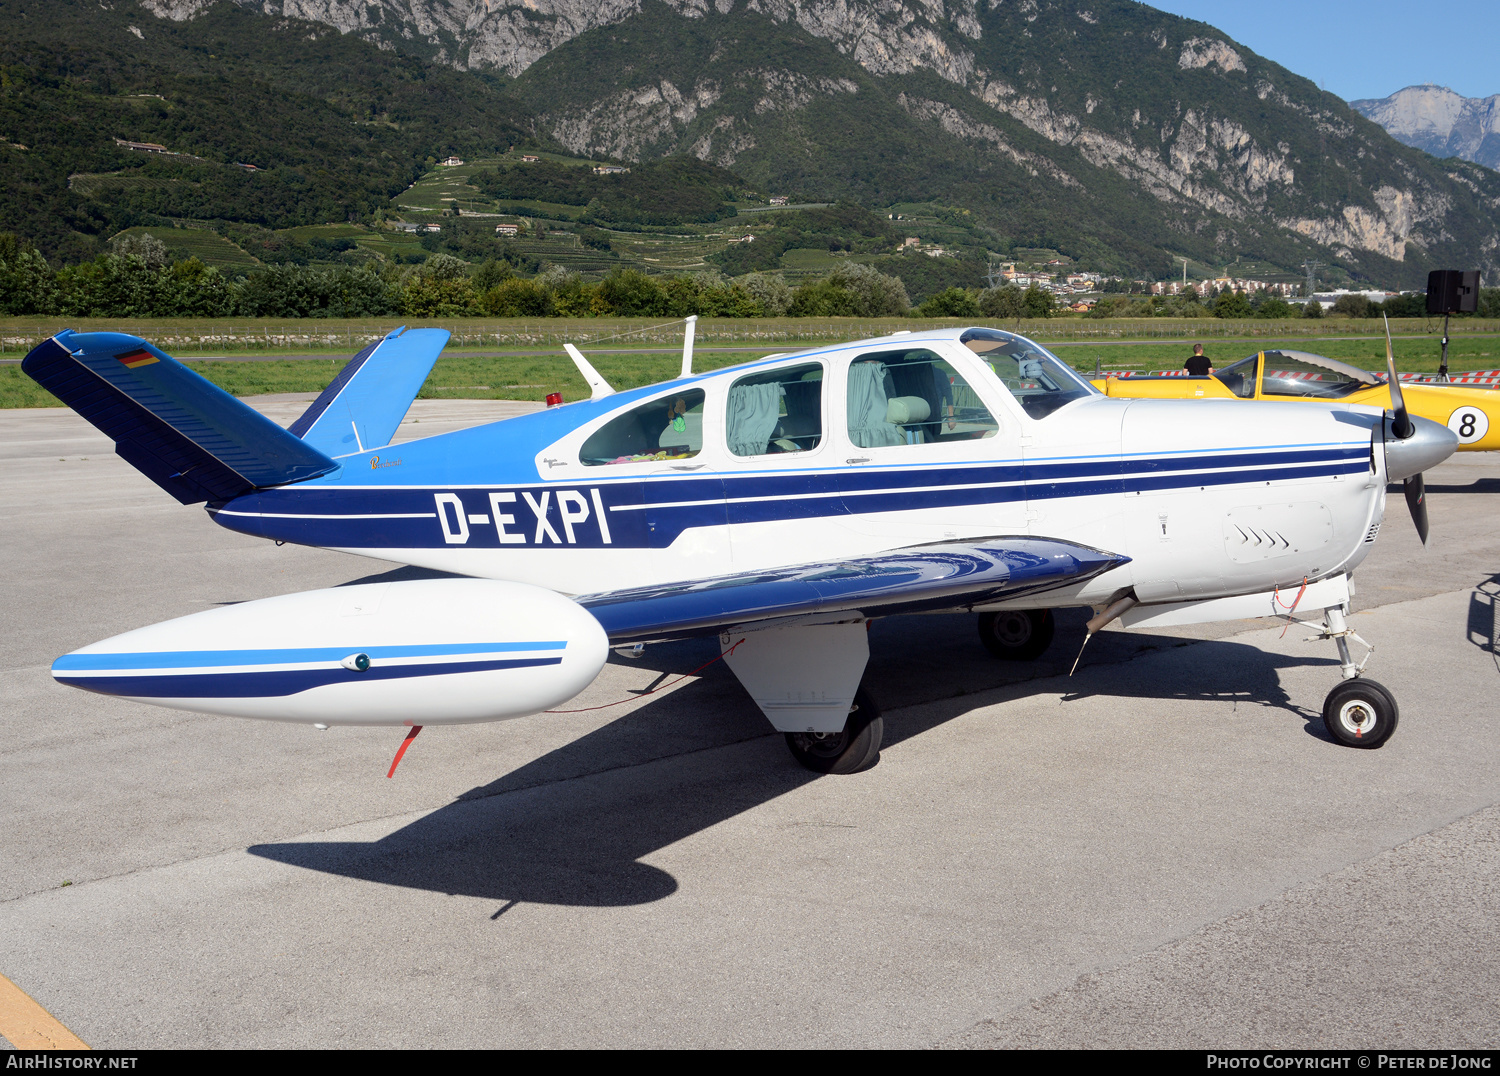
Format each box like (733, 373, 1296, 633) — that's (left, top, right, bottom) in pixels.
(7, 232, 1489, 322)
(0, 232, 919, 319)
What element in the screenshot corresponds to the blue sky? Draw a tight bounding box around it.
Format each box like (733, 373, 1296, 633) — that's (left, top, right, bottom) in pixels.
(1145, 1, 1500, 101)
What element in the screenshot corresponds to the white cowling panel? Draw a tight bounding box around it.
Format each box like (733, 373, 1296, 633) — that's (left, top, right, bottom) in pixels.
(1121, 573, 1350, 629)
(720, 622, 869, 733)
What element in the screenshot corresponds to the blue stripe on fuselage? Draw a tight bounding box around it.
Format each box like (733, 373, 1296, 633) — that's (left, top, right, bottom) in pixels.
(211, 445, 1370, 550)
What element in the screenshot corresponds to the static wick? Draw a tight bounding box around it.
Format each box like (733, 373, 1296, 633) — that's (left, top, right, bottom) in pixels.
(386, 724, 423, 778)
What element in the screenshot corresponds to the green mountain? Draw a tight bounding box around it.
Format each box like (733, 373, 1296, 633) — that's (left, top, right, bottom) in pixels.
(504, 0, 1500, 287)
(4, 0, 1499, 288)
(0, 0, 533, 261)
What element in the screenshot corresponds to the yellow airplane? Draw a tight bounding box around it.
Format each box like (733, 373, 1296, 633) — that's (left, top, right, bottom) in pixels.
(1092, 344, 1500, 451)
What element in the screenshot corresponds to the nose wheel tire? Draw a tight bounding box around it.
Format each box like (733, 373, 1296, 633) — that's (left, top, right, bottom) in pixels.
(977, 609, 1055, 661)
(1322, 678, 1399, 749)
(784, 687, 883, 774)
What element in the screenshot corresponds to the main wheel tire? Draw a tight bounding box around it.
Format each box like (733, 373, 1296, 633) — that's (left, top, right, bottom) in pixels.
(784, 687, 883, 775)
(1322, 678, 1399, 749)
(977, 609, 1055, 661)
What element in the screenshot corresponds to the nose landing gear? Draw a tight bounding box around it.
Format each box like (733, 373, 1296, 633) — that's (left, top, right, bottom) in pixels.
(1311, 605, 1398, 749)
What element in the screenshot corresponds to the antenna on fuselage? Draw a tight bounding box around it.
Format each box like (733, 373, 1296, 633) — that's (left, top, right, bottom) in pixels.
(680, 315, 698, 378)
(562, 343, 615, 400)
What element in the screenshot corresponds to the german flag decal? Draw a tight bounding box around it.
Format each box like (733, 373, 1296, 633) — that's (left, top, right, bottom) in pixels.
(116, 348, 159, 369)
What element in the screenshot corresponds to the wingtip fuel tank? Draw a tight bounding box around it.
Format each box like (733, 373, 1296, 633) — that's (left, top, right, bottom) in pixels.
(51, 578, 609, 725)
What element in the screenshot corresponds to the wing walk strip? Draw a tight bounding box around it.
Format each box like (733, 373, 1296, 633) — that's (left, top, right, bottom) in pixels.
(0, 973, 88, 1050)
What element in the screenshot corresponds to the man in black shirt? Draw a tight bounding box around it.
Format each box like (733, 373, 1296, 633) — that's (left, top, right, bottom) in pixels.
(1184, 343, 1213, 376)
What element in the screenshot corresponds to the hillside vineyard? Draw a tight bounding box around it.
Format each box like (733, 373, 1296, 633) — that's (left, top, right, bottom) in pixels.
(2, 0, 1497, 286)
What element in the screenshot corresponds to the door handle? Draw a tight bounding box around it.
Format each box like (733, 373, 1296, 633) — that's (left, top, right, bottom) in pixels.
(846, 457, 870, 464)
(671, 463, 707, 470)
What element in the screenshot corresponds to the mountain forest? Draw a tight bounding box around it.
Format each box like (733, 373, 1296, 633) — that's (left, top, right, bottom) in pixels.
(2, 0, 1499, 312)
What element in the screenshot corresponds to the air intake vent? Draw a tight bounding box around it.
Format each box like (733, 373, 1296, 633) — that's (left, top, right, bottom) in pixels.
(1364, 522, 1381, 543)
(1224, 502, 1333, 563)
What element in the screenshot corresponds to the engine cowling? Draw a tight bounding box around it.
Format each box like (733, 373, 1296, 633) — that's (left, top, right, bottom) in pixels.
(51, 578, 609, 725)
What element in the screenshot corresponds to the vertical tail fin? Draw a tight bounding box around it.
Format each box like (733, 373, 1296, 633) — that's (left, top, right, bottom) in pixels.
(289, 326, 449, 455)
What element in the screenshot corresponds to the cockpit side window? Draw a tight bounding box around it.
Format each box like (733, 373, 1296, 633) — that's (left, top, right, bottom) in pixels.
(1214, 355, 1259, 399)
(579, 389, 706, 466)
(727, 363, 823, 457)
(1259, 351, 1370, 399)
(846, 348, 998, 448)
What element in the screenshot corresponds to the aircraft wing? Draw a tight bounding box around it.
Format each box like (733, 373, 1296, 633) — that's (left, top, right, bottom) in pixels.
(579, 537, 1128, 644)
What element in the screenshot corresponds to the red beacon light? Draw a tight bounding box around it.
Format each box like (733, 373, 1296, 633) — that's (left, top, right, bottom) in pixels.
(545, 391, 563, 408)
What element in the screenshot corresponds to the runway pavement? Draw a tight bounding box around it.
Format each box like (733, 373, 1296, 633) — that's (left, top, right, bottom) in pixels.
(1, 399, 1497, 1049)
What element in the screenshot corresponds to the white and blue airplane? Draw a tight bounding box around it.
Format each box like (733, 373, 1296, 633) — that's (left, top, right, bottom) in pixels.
(22, 321, 1457, 773)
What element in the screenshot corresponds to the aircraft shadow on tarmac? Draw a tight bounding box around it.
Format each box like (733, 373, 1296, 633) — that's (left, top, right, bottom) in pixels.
(248, 619, 1339, 911)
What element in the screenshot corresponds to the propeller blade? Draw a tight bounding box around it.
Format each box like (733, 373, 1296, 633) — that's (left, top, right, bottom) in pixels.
(1404, 473, 1430, 546)
(1385, 314, 1413, 439)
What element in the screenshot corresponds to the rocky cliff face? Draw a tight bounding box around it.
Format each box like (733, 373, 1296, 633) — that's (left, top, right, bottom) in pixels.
(130, 0, 1500, 284)
(1352, 85, 1500, 171)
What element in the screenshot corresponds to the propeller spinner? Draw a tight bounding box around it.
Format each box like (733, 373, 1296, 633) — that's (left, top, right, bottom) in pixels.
(1381, 315, 1452, 545)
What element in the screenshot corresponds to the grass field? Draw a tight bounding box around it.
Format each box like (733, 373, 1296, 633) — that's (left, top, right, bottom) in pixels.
(5, 320, 1498, 409)
(5, 316, 1498, 355)
(0, 348, 764, 408)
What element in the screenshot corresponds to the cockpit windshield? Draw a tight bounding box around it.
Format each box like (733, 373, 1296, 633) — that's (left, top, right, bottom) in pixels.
(1214, 355, 1258, 398)
(1258, 350, 1378, 399)
(960, 328, 1096, 419)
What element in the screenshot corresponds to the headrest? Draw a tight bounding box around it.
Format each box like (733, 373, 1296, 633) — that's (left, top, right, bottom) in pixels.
(886, 395, 931, 425)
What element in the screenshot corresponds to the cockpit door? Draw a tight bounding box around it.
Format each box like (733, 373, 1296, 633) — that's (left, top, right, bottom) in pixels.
(836, 343, 1028, 544)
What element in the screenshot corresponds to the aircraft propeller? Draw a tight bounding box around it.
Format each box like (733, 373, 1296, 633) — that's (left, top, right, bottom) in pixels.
(1383, 315, 1433, 545)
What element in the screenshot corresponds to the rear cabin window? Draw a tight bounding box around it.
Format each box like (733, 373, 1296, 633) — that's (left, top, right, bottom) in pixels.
(579, 389, 706, 466)
(846, 348, 998, 448)
(726, 363, 824, 457)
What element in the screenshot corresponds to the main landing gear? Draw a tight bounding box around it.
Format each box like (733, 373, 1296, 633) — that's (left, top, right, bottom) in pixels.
(784, 687, 883, 774)
(977, 609, 1055, 661)
(1313, 604, 1398, 749)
